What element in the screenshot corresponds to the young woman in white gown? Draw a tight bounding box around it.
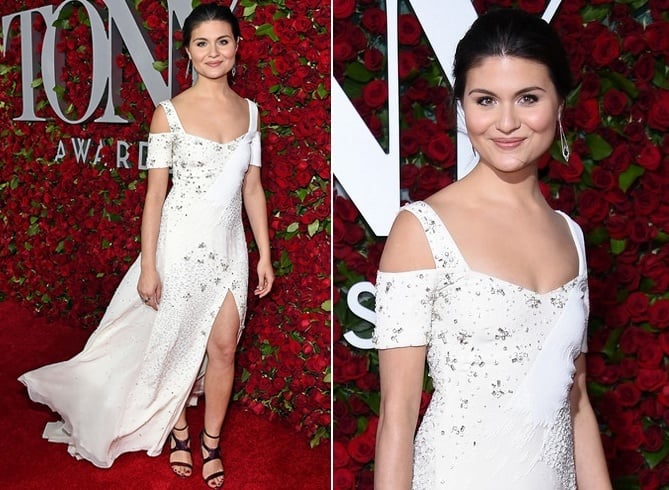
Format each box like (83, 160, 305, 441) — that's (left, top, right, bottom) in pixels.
(373, 9, 611, 490)
(19, 5, 274, 488)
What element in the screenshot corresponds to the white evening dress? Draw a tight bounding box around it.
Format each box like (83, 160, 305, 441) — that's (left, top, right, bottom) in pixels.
(374, 201, 589, 490)
(19, 98, 261, 468)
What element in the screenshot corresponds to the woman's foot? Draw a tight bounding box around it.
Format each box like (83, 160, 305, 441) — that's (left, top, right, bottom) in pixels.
(169, 425, 192, 478)
(201, 429, 224, 488)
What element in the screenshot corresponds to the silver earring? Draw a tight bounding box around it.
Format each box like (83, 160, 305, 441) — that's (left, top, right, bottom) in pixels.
(186, 59, 191, 77)
(558, 118, 570, 161)
(231, 65, 237, 77)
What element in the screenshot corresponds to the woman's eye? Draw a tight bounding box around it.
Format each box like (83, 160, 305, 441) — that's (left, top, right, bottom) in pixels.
(218, 39, 228, 45)
(519, 94, 539, 104)
(196, 41, 206, 48)
(476, 96, 494, 106)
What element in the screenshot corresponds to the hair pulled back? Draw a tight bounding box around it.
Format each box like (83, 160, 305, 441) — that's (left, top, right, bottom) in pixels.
(452, 8, 573, 101)
(183, 3, 241, 46)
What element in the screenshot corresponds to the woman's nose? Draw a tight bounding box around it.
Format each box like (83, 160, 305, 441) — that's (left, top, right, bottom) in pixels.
(495, 104, 520, 133)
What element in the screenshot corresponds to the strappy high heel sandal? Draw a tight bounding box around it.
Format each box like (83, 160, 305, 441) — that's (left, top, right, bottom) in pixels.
(200, 428, 224, 488)
(168, 425, 192, 478)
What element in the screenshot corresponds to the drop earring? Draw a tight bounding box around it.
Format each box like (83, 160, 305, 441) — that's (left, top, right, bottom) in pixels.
(558, 117, 570, 162)
(231, 65, 237, 77)
(185, 58, 191, 77)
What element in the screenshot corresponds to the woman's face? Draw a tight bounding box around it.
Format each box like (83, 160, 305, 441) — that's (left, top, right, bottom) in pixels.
(462, 56, 562, 174)
(186, 20, 237, 79)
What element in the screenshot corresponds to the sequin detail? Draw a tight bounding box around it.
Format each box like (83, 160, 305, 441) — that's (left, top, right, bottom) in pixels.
(374, 201, 589, 489)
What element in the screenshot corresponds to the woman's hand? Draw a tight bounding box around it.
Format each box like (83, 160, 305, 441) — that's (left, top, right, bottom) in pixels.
(137, 268, 162, 310)
(254, 256, 274, 298)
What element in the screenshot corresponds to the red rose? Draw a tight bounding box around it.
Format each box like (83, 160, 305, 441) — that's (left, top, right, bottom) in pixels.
(335, 195, 360, 223)
(576, 189, 608, 222)
(614, 383, 641, 407)
(363, 47, 384, 72)
(637, 142, 661, 170)
(517, 0, 544, 13)
(648, 90, 669, 131)
(400, 163, 419, 189)
(574, 98, 600, 132)
(361, 7, 386, 35)
(633, 53, 656, 82)
(637, 342, 664, 369)
(550, 154, 584, 184)
(635, 368, 668, 392)
(614, 423, 644, 451)
(398, 51, 419, 79)
(642, 425, 664, 452)
(400, 132, 420, 158)
(424, 133, 455, 163)
(622, 33, 646, 55)
(648, 298, 669, 329)
(333, 441, 350, 468)
(602, 89, 628, 116)
(333, 40, 355, 63)
(347, 431, 375, 463)
(591, 30, 621, 67)
(362, 80, 388, 109)
(333, 0, 355, 19)
(645, 20, 669, 54)
(334, 468, 355, 490)
(398, 14, 421, 46)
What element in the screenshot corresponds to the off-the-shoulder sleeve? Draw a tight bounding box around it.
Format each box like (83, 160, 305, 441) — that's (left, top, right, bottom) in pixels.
(373, 269, 439, 349)
(146, 132, 173, 169)
(250, 132, 261, 167)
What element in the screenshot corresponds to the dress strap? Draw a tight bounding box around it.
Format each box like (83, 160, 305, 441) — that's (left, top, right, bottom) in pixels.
(555, 211, 587, 277)
(246, 99, 258, 133)
(158, 100, 183, 134)
(401, 201, 458, 270)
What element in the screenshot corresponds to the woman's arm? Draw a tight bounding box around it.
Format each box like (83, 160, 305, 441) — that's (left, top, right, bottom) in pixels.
(570, 354, 612, 489)
(242, 165, 274, 298)
(375, 211, 435, 489)
(376, 346, 427, 489)
(137, 106, 170, 310)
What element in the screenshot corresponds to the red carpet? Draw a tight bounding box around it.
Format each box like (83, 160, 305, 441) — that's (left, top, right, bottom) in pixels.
(0, 299, 330, 489)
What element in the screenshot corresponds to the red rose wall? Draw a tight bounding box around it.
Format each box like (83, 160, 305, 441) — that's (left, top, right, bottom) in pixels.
(334, 0, 669, 488)
(0, 0, 330, 445)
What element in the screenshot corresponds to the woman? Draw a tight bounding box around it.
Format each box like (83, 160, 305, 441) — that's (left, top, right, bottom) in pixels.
(19, 4, 273, 489)
(373, 9, 611, 490)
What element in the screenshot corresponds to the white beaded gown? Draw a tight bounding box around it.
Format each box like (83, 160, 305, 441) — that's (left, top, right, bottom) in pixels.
(19, 98, 261, 468)
(374, 201, 589, 490)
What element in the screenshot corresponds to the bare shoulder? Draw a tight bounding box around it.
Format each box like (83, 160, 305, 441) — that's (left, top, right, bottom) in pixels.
(379, 209, 435, 273)
(149, 103, 169, 133)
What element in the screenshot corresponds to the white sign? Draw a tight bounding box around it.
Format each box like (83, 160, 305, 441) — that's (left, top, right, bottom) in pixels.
(1, 0, 239, 124)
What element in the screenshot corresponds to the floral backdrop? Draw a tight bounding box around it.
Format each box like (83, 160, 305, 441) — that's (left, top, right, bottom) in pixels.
(0, 0, 330, 445)
(334, 0, 669, 488)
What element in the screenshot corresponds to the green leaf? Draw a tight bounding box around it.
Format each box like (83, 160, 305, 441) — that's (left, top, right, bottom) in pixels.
(345, 61, 374, 83)
(243, 4, 257, 17)
(618, 164, 645, 192)
(580, 5, 610, 22)
(642, 443, 669, 469)
(255, 23, 279, 42)
(307, 219, 320, 237)
(601, 70, 639, 98)
(601, 327, 623, 359)
(321, 299, 331, 312)
(585, 134, 613, 161)
(586, 226, 608, 246)
(31, 78, 43, 89)
(152, 60, 168, 72)
(286, 222, 299, 233)
(610, 238, 626, 255)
